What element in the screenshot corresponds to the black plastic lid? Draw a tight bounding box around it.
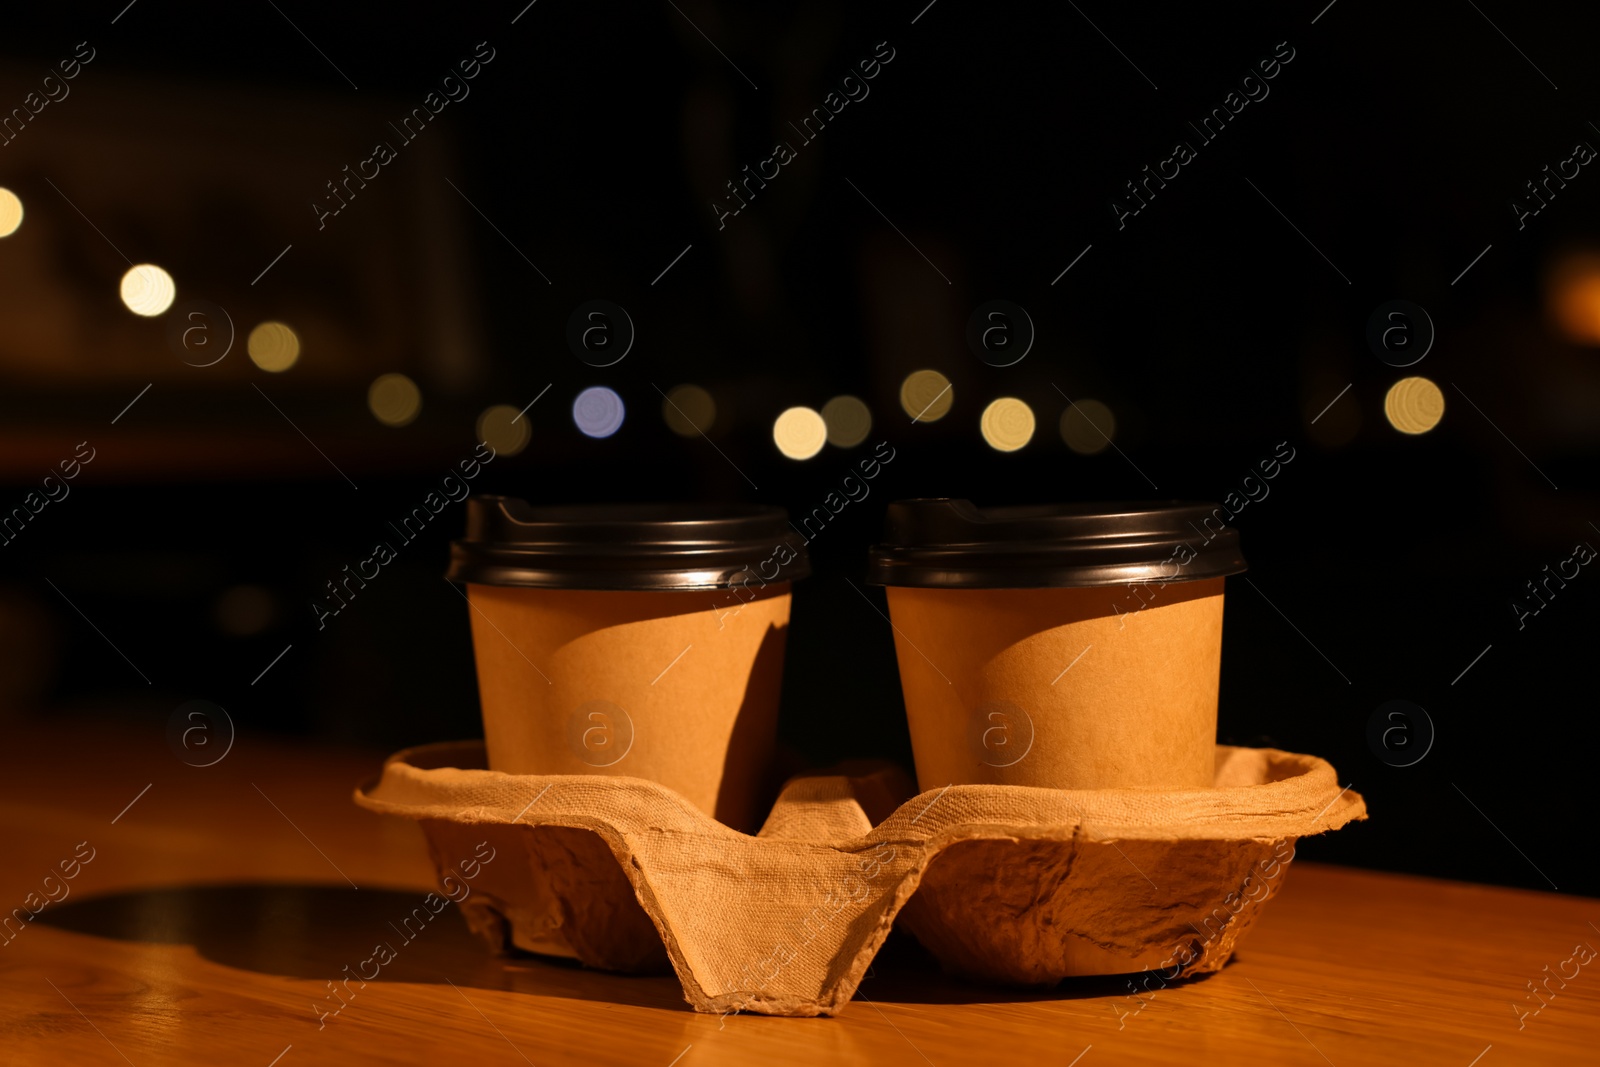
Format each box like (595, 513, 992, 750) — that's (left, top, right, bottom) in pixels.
(446, 496, 811, 590)
(866, 498, 1246, 588)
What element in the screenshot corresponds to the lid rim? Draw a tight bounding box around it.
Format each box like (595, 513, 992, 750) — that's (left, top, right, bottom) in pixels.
(867, 497, 1247, 589)
(450, 495, 811, 591)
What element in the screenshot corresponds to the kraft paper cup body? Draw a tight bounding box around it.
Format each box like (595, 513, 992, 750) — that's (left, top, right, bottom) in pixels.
(885, 580, 1224, 791)
(465, 582, 791, 833)
(868, 498, 1246, 793)
(449, 497, 809, 834)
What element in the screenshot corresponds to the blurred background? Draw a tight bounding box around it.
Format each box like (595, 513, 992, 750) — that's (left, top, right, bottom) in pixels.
(1, 2, 1596, 895)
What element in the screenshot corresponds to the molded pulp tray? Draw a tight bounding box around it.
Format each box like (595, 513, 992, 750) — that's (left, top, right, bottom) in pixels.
(355, 743, 1365, 1017)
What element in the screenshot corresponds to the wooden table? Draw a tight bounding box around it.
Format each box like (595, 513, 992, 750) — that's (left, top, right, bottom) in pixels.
(2, 717, 1596, 1066)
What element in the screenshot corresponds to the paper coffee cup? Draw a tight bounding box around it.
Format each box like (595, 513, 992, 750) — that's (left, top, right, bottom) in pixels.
(447, 498, 809, 832)
(866, 499, 1246, 791)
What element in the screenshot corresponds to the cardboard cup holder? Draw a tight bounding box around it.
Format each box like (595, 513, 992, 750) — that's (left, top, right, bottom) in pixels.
(355, 742, 1366, 1017)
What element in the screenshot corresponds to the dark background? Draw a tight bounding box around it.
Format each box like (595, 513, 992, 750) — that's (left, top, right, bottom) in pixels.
(2, 2, 1595, 897)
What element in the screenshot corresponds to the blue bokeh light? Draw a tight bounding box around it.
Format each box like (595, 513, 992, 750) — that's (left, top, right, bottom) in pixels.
(573, 386, 626, 438)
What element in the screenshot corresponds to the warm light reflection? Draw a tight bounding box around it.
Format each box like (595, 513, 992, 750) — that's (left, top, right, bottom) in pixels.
(899, 369, 953, 422)
(573, 386, 625, 438)
(1384, 376, 1444, 435)
(662, 384, 716, 436)
(476, 404, 531, 456)
(119, 264, 176, 317)
(821, 395, 872, 448)
(0, 188, 22, 238)
(1547, 253, 1600, 346)
(981, 397, 1035, 452)
(368, 372, 422, 427)
(1059, 399, 1116, 454)
(773, 406, 827, 460)
(247, 321, 300, 372)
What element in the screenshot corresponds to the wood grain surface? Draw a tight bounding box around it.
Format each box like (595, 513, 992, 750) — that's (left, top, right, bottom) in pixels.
(1, 717, 1595, 1066)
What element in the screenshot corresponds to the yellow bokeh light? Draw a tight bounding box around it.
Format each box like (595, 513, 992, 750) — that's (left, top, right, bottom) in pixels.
(368, 372, 422, 428)
(476, 403, 531, 457)
(662, 384, 716, 436)
(981, 397, 1035, 452)
(1384, 376, 1444, 435)
(821, 395, 872, 448)
(119, 264, 176, 317)
(0, 187, 22, 238)
(1059, 399, 1116, 455)
(773, 406, 827, 460)
(1547, 254, 1600, 346)
(247, 321, 300, 372)
(899, 369, 954, 422)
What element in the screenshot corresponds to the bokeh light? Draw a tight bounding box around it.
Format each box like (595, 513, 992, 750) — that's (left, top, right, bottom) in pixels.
(1547, 253, 1600, 346)
(772, 406, 827, 460)
(0, 188, 22, 238)
(1059, 399, 1116, 455)
(662, 384, 716, 436)
(247, 321, 300, 372)
(821, 395, 872, 447)
(899, 369, 954, 422)
(1384, 376, 1444, 435)
(573, 386, 626, 438)
(119, 264, 176, 317)
(981, 397, 1035, 452)
(476, 404, 532, 456)
(368, 372, 422, 427)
